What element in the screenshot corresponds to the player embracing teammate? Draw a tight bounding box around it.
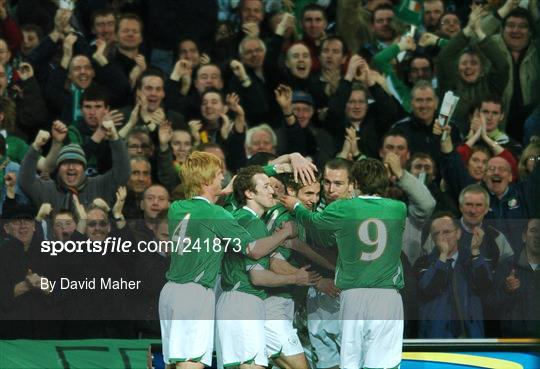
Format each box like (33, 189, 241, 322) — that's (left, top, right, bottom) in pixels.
(282, 158, 407, 369)
(161, 151, 406, 369)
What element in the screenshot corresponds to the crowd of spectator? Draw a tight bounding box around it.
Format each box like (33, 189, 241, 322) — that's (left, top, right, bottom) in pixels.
(0, 0, 538, 341)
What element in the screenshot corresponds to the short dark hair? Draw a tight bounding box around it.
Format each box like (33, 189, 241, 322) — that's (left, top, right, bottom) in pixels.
(301, 3, 327, 21)
(320, 35, 349, 56)
(352, 159, 389, 195)
(325, 158, 353, 183)
(437, 11, 460, 30)
(177, 37, 200, 57)
(246, 152, 277, 166)
(81, 84, 110, 106)
(371, 4, 394, 23)
(135, 68, 165, 90)
(406, 152, 436, 174)
(91, 7, 116, 27)
(430, 211, 459, 230)
(282, 172, 321, 194)
(502, 8, 533, 31)
(201, 88, 225, 104)
(233, 165, 265, 206)
(479, 95, 504, 109)
(469, 144, 492, 161)
(382, 130, 410, 148)
(20, 23, 44, 40)
(52, 209, 76, 223)
(195, 63, 222, 80)
(240, 0, 263, 11)
(407, 52, 434, 73)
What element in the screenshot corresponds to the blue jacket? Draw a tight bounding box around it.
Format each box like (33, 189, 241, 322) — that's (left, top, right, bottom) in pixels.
(415, 249, 493, 338)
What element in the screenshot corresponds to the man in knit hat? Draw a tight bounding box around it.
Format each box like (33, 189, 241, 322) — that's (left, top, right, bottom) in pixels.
(19, 120, 131, 211)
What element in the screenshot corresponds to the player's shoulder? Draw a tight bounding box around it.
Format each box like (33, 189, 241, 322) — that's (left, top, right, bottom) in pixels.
(169, 198, 233, 219)
(355, 195, 406, 212)
(234, 208, 268, 237)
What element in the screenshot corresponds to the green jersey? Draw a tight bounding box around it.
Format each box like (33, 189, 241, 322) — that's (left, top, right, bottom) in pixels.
(263, 204, 297, 299)
(5, 135, 29, 163)
(166, 197, 256, 288)
(221, 207, 270, 299)
(294, 196, 406, 291)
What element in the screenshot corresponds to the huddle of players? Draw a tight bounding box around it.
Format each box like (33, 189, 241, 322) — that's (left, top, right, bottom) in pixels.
(159, 151, 406, 369)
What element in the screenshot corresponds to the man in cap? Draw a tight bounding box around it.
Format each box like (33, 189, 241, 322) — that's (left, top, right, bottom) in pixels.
(0, 204, 61, 338)
(19, 120, 131, 212)
(275, 86, 335, 167)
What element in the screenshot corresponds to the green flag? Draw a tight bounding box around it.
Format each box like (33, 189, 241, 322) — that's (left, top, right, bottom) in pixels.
(395, 0, 424, 26)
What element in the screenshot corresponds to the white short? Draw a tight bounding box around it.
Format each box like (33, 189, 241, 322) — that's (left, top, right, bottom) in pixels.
(340, 288, 404, 369)
(216, 290, 268, 367)
(306, 287, 341, 368)
(264, 295, 304, 358)
(159, 281, 215, 366)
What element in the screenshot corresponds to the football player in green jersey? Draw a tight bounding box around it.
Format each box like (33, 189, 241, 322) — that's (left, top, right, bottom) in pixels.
(217, 166, 319, 369)
(306, 158, 354, 369)
(282, 159, 407, 369)
(160, 152, 297, 369)
(264, 173, 339, 369)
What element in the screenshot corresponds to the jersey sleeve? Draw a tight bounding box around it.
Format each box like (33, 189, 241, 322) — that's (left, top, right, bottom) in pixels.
(294, 201, 342, 247)
(214, 207, 257, 256)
